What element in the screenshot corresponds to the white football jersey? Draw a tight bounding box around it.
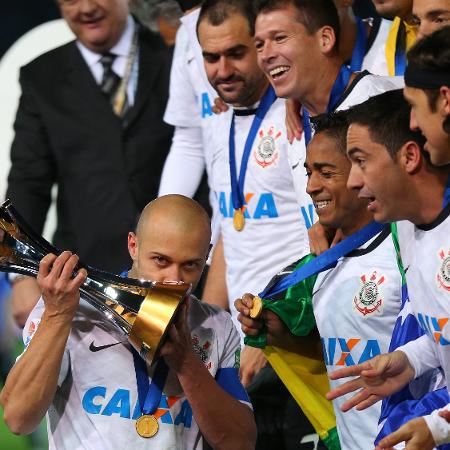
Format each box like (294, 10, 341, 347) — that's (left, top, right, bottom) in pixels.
(396, 207, 450, 444)
(207, 97, 311, 336)
(313, 229, 402, 450)
(22, 296, 248, 450)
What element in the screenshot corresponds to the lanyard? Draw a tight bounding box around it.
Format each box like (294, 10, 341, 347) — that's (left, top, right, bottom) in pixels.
(113, 26, 139, 116)
(302, 64, 352, 146)
(122, 267, 169, 417)
(132, 349, 169, 416)
(259, 221, 386, 299)
(350, 17, 368, 72)
(444, 175, 450, 208)
(229, 86, 277, 211)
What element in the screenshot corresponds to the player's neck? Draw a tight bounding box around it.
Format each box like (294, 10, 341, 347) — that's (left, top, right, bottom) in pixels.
(340, 210, 373, 239)
(300, 58, 349, 116)
(408, 172, 449, 225)
(234, 79, 270, 109)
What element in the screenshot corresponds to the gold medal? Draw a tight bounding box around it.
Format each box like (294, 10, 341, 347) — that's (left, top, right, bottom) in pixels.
(233, 208, 245, 231)
(249, 295, 263, 319)
(136, 414, 159, 438)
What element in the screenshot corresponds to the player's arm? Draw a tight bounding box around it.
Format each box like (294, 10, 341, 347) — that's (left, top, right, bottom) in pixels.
(0, 252, 86, 435)
(202, 234, 229, 311)
(158, 125, 206, 197)
(161, 299, 256, 450)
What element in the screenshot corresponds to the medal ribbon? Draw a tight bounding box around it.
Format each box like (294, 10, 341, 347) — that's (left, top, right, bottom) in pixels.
(132, 349, 169, 416)
(444, 175, 450, 208)
(259, 221, 387, 299)
(229, 86, 277, 211)
(112, 26, 139, 116)
(302, 64, 352, 146)
(350, 17, 368, 72)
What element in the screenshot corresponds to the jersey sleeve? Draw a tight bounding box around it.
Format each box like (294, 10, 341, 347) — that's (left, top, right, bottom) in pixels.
(424, 405, 450, 446)
(158, 125, 205, 197)
(398, 334, 441, 378)
(163, 25, 199, 128)
(21, 298, 70, 386)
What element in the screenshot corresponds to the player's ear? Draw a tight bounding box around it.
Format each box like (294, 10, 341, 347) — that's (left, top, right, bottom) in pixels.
(317, 25, 337, 55)
(128, 232, 139, 262)
(400, 141, 422, 174)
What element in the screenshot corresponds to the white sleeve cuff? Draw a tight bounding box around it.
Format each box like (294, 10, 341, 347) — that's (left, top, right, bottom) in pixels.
(424, 406, 450, 446)
(397, 334, 440, 378)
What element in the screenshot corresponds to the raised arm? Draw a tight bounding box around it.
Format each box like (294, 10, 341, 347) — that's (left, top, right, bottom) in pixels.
(0, 252, 86, 434)
(160, 299, 256, 450)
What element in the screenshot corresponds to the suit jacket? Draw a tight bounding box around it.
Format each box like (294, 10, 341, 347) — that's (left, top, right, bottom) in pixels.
(7, 25, 174, 272)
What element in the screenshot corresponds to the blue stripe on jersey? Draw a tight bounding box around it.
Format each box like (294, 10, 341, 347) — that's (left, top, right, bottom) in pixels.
(215, 368, 250, 403)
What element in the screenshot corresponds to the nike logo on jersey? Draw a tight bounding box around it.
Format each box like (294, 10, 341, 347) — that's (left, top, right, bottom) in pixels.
(89, 341, 123, 352)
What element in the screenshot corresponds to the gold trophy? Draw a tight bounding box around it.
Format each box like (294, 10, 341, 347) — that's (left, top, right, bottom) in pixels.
(0, 199, 191, 365)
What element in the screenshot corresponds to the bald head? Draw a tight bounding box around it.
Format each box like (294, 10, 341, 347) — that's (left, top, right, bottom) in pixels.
(128, 195, 211, 288)
(136, 194, 211, 243)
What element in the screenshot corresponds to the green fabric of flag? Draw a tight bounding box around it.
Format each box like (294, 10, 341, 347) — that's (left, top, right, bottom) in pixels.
(245, 254, 318, 348)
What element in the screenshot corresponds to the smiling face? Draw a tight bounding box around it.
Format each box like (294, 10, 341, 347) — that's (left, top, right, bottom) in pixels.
(198, 13, 268, 106)
(58, 0, 129, 54)
(404, 85, 450, 166)
(412, 0, 450, 39)
(346, 123, 411, 223)
(305, 132, 371, 236)
(254, 4, 325, 101)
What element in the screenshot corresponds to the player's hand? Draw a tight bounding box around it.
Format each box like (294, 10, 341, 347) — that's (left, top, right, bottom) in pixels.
(159, 297, 196, 373)
(212, 97, 229, 114)
(239, 346, 267, 387)
(308, 223, 344, 255)
(37, 251, 87, 321)
(439, 409, 450, 423)
(235, 293, 263, 336)
(326, 351, 415, 412)
(235, 294, 292, 347)
(375, 417, 435, 450)
(285, 98, 303, 144)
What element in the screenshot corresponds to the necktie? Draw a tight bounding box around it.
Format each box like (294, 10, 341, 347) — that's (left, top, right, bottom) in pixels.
(100, 53, 121, 104)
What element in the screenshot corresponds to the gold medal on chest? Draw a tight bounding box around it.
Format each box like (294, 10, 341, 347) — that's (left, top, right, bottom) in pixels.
(136, 414, 159, 438)
(233, 208, 245, 231)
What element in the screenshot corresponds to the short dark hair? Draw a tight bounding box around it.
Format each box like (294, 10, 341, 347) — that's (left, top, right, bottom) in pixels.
(311, 111, 349, 155)
(255, 0, 340, 44)
(345, 89, 426, 159)
(197, 0, 256, 36)
(407, 26, 450, 111)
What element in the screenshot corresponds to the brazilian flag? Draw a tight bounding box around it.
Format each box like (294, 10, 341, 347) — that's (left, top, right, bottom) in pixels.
(245, 255, 341, 450)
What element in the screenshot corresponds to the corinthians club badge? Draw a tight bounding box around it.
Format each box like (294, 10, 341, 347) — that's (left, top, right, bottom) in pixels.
(437, 249, 450, 292)
(254, 126, 281, 168)
(353, 270, 385, 317)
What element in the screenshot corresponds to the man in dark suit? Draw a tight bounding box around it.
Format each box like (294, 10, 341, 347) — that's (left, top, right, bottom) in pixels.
(7, 0, 173, 274)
